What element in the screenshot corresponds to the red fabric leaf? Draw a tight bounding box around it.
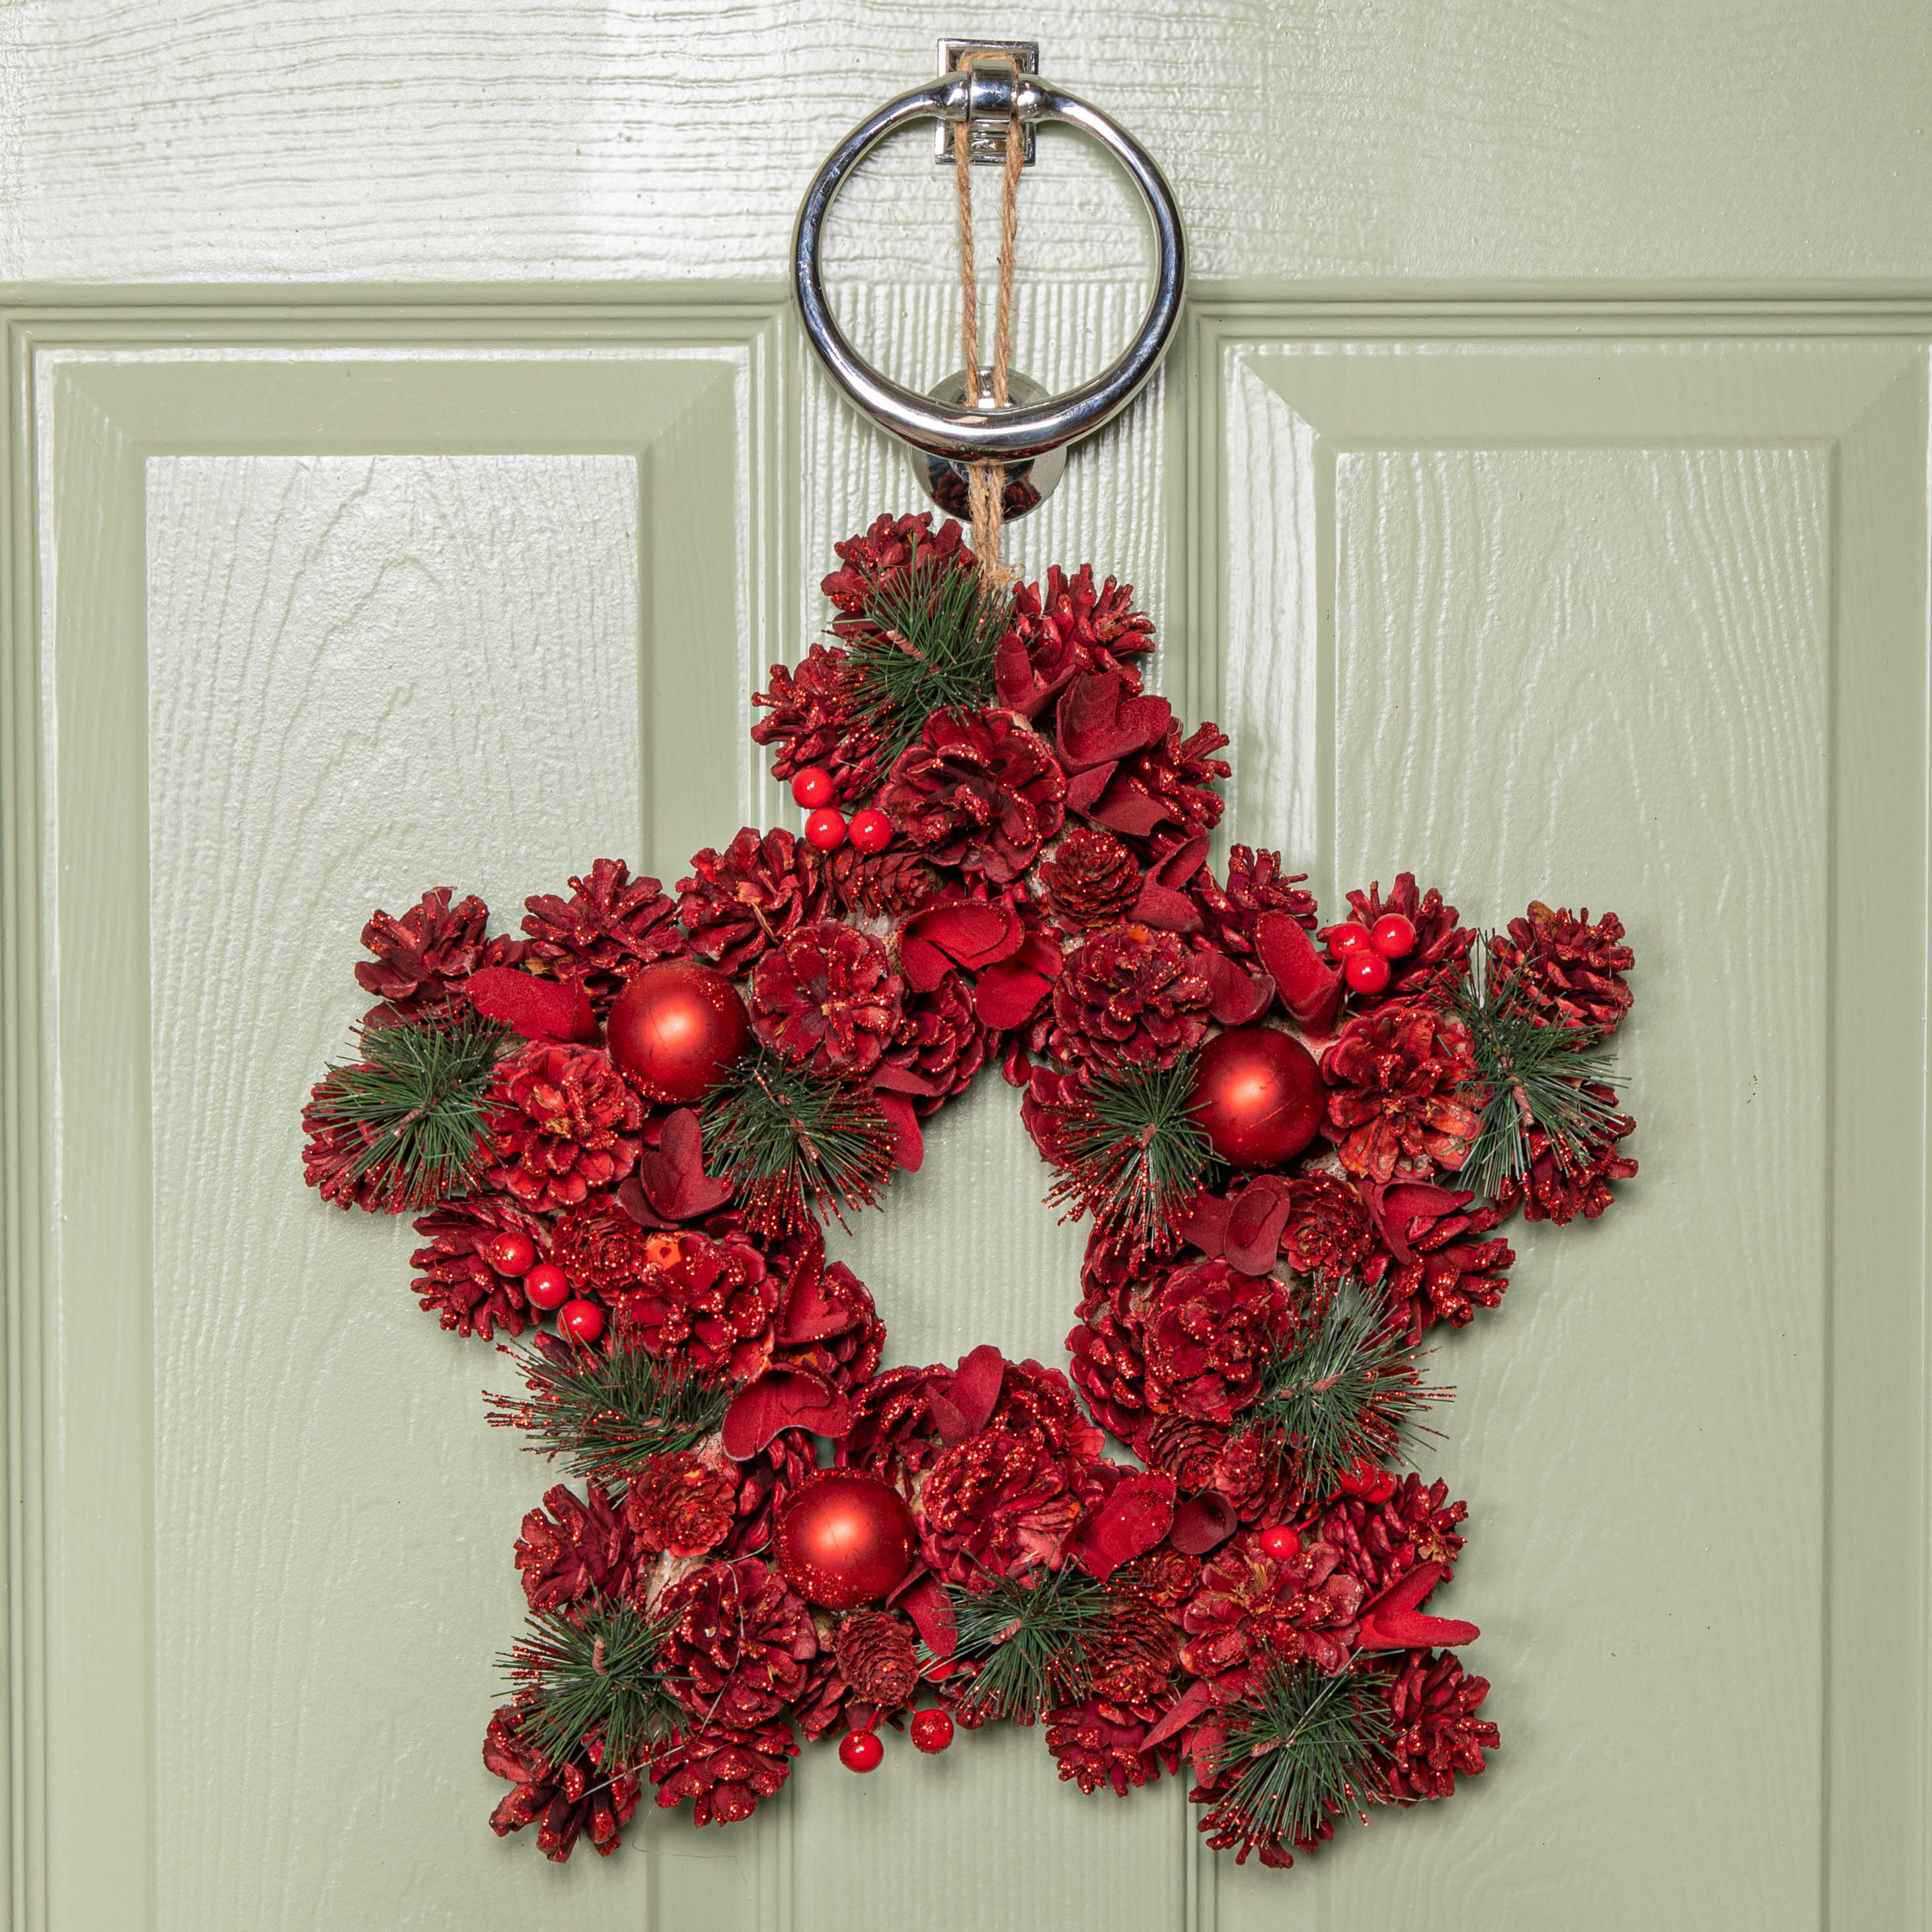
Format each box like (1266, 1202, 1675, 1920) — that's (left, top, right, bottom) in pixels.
(721, 1366, 851, 1459)
(1354, 1561, 1480, 1649)
(1055, 672, 1169, 773)
(1223, 1176, 1293, 1275)
(927, 1344, 1005, 1445)
(874, 1087, 925, 1172)
(1141, 1678, 1215, 1753)
(1069, 1471, 1177, 1581)
(973, 933, 1063, 1029)
(899, 902, 1024, 992)
(1255, 911, 1343, 1036)
(631, 1108, 734, 1222)
(467, 965, 598, 1044)
(1176, 1191, 1233, 1260)
(1169, 1491, 1241, 1555)
(1200, 949, 1276, 1027)
(893, 1570, 958, 1670)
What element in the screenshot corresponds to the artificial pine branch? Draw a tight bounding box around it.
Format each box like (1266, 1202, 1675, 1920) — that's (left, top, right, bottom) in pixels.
(500, 1596, 682, 1772)
(1198, 1661, 1395, 1859)
(306, 1013, 508, 1210)
(1452, 944, 1624, 1202)
(1044, 1052, 1222, 1260)
(1253, 1281, 1449, 1500)
(942, 1568, 1124, 1724)
(484, 1335, 730, 1479)
(698, 1048, 898, 1233)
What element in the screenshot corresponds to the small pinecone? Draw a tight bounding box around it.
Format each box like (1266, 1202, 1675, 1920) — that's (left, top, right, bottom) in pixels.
(514, 1480, 650, 1611)
(677, 828, 830, 975)
(876, 708, 1069, 884)
(1087, 720, 1228, 853)
(1087, 1594, 1179, 1707)
(522, 860, 686, 1014)
(1113, 1545, 1204, 1615)
(919, 1426, 1099, 1586)
(1279, 1173, 1385, 1288)
(993, 564, 1156, 718)
(1141, 1414, 1226, 1493)
(299, 1099, 387, 1212)
(1191, 846, 1317, 960)
(1141, 1260, 1289, 1427)
(409, 1196, 550, 1339)
(1212, 1430, 1300, 1526)
(1492, 1099, 1637, 1225)
(1327, 874, 1472, 1007)
(751, 644, 889, 804)
(751, 921, 904, 1078)
(484, 1696, 642, 1861)
(823, 845, 941, 919)
(1320, 1473, 1467, 1596)
(1040, 828, 1141, 932)
(1490, 902, 1634, 1038)
(648, 1719, 798, 1828)
(486, 1042, 644, 1212)
(625, 1452, 737, 1558)
(822, 511, 972, 631)
(1048, 923, 1214, 1073)
(549, 1194, 658, 1299)
(356, 886, 518, 1019)
(1179, 1534, 1366, 1680)
(611, 1227, 783, 1382)
(1066, 1309, 1154, 1452)
(1380, 1649, 1499, 1802)
(832, 1609, 920, 1709)
(1380, 1196, 1514, 1336)
(658, 1557, 818, 1730)
(1045, 1697, 1179, 1796)
(882, 974, 995, 1113)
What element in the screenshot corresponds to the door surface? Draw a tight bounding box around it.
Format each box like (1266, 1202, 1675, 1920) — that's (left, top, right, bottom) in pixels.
(4, 7, 1931, 1931)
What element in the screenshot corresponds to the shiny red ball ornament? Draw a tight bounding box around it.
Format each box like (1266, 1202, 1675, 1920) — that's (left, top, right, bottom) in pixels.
(791, 765, 834, 808)
(606, 960, 751, 1104)
(804, 806, 848, 852)
(839, 1728, 884, 1773)
(1257, 1524, 1301, 1560)
(483, 1229, 537, 1277)
(1344, 948, 1392, 995)
(1370, 912, 1417, 959)
(909, 1709, 955, 1754)
(1325, 922, 1372, 957)
(775, 1469, 917, 1609)
(522, 1262, 570, 1311)
(1188, 1026, 1323, 1169)
(558, 1297, 605, 1345)
(847, 806, 892, 854)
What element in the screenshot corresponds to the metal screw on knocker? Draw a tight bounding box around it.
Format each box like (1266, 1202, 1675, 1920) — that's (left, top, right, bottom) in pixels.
(792, 44, 1187, 525)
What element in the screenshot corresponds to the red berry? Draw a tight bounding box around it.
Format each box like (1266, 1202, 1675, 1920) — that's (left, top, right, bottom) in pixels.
(804, 806, 847, 851)
(1258, 1525, 1300, 1559)
(523, 1262, 570, 1311)
(838, 1728, 884, 1773)
(909, 1708, 954, 1754)
(791, 766, 834, 808)
(1344, 948, 1392, 994)
(1338, 1457, 1397, 1503)
(558, 1298, 605, 1345)
(1326, 922, 1372, 957)
(483, 1230, 537, 1278)
(847, 806, 892, 854)
(1370, 913, 1417, 960)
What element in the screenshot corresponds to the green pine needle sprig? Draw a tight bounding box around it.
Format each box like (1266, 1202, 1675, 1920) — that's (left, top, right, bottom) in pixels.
(307, 1013, 509, 1210)
(1253, 1281, 1449, 1500)
(699, 1048, 898, 1234)
(484, 1336, 730, 1480)
(1044, 1052, 1223, 1261)
(943, 1568, 1124, 1725)
(1452, 944, 1624, 1202)
(500, 1596, 683, 1772)
(1199, 1661, 1395, 1859)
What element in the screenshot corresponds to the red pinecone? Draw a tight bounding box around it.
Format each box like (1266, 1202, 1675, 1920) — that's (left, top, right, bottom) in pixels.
(550, 1193, 658, 1300)
(1088, 1595, 1180, 1707)
(1191, 847, 1318, 959)
(1212, 1430, 1300, 1526)
(514, 1480, 650, 1611)
(841, 1366, 945, 1483)
(610, 1228, 783, 1382)
(1114, 1544, 1205, 1615)
(1048, 923, 1214, 1073)
(1490, 902, 1633, 1038)
(751, 643, 888, 804)
(919, 1426, 1101, 1586)
(716, 1429, 817, 1563)
(677, 828, 830, 975)
(1319, 1475, 1467, 1596)
(409, 1196, 550, 1338)
(486, 1042, 644, 1212)
(751, 921, 902, 1078)
(994, 1358, 1106, 1457)
(876, 707, 1067, 884)
(1380, 1649, 1499, 1802)
(522, 860, 685, 1015)
(822, 845, 941, 919)
(1492, 1100, 1638, 1225)
(882, 974, 995, 1113)
(484, 1696, 642, 1860)
(832, 1609, 921, 1708)
(356, 886, 519, 1019)
(1321, 1003, 1481, 1184)
(822, 510, 973, 630)
(1326, 874, 1471, 1008)
(1045, 1695, 1180, 1795)
(625, 1452, 738, 1557)
(1040, 827, 1141, 932)
(1067, 1308, 1153, 1451)
(1142, 1260, 1290, 1427)
(1381, 1198, 1514, 1335)
(766, 1249, 886, 1395)
(658, 1557, 817, 1730)
(1279, 1173, 1386, 1288)
(650, 1719, 798, 1827)
(1179, 1533, 1366, 1679)
(1141, 1414, 1227, 1493)
(1083, 719, 1228, 853)
(993, 564, 1156, 718)
(300, 1098, 387, 1212)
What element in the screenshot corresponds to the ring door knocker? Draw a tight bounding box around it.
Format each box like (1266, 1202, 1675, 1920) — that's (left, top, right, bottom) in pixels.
(792, 57, 1188, 519)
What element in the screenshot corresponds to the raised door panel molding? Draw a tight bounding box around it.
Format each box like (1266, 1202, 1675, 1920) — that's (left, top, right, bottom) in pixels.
(1200, 326, 1928, 1932)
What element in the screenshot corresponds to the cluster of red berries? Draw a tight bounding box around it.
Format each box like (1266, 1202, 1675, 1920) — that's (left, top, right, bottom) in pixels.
(837, 1706, 956, 1774)
(791, 765, 893, 854)
(481, 1229, 605, 1345)
(1322, 912, 1418, 994)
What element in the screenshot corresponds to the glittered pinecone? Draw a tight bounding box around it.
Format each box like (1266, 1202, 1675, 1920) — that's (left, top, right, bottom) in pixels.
(1141, 1260, 1290, 1427)
(486, 1042, 644, 1212)
(919, 1426, 1101, 1586)
(1048, 923, 1214, 1072)
(993, 564, 1156, 718)
(625, 1451, 738, 1557)
(1141, 1414, 1227, 1493)
(1040, 827, 1141, 932)
(842, 1366, 947, 1483)
(832, 1609, 921, 1708)
(611, 1228, 782, 1382)
(522, 860, 685, 1015)
(1321, 1002, 1481, 1184)
(1066, 1307, 1154, 1451)
(514, 1480, 650, 1611)
(766, 1250, 886, 1394)
(1319, 1473, 1467, 1596)
(1212, 1430, 1301, 1526)
(1082, 718, 1228, 853)
(1114, 1544, 1204, 1615)
(549, 1193, 658, 1300)
(881, 974, 995, 1112)
(1087, 1594, 1180, 1707)
(1380, 1649, 1499, 1802)
(1279, 1173, 1386, 1288)
(356, 886, 519, 1019)
(648, 1719, 798, 1828)
(822, 511, 973, 631)
(677, 828, 830, 976)
(992, 1357, 1105, 1456)
(658, 1557, 817, 1730)
(751, 921, 903, 1077)
(299, 1099, 387, 1212)
(1492, 1098, 1637, 1225)
(750, 643, 888, 804)
(1045, 1697, 1179, 1795)
(408, 1196, 550, 1339)
(823, 845, 941, 919)
(484, 1696, 642, 1860)
(1381, 1198, 1515, 1335)
(1191, 846, 1318, 960)
(1326, 874, 1472, 1007)
(1490, 901, 1633, 1038)
(1179, 1533, 1366, 1679)
(876, 707, 1067, 884)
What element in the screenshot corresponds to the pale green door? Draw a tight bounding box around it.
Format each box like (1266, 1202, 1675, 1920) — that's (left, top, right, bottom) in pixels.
(5, 7, 1929, 1930)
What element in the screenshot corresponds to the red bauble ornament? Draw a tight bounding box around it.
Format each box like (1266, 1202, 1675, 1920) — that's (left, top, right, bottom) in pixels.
(1344, 948, 1392, 994)
(847, 807, 892, 854)
(483, 1229, 537, 1277)
(839, 1728, 884, 1773)
(523, 1262, 570, 1310)
(1370, 913, 1417, 959)
(1325, 923, 1372, 957)
(909, 1708, 954, 1754)
(775, 1469, 917, 1609)
(606, 960, 751, 1104)
(558, 1297, 605, 1345)
(1258, 1524, 1300, 1560)
(791, 765, 834, 808)
(1188, 1026, 1323, 1169)
(804, 806, 848, 852)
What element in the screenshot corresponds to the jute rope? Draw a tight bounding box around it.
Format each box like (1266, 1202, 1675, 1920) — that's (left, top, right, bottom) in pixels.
(952, 52, 1025, 592)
